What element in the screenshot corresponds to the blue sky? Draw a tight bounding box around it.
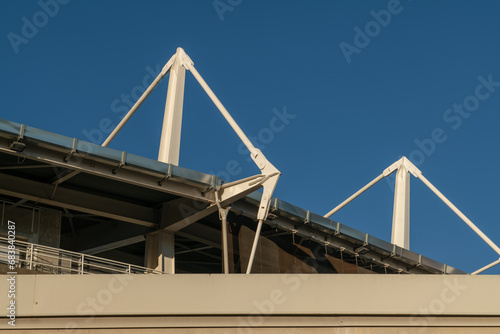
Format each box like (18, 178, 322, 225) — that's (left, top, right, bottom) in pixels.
(1, 0, 500, 274)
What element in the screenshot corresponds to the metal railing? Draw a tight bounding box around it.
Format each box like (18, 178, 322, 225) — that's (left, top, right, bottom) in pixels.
(0, 237, 164, 275)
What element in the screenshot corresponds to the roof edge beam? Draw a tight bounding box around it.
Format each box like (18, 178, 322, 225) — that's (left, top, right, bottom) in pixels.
(0, 172, 156, 227)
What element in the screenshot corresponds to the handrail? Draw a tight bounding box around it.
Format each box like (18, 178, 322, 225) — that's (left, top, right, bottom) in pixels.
(0, 237, 164, 275)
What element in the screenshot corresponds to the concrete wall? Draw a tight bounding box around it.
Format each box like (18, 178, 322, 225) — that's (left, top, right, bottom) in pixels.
(0, 274, 498, 332)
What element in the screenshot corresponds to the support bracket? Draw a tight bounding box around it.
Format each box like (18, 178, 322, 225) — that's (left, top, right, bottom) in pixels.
(112, 151, 127, 174)
(158, 164, 173, 186)
(64, 138, 78, 162)
(9, 124, 26, 152)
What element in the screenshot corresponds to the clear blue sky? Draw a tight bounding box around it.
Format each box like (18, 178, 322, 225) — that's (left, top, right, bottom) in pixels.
(1, 0, 500, 274)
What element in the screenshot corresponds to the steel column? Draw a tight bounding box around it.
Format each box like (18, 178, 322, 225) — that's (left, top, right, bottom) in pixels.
(246, 219, 263, 274)
(219, 207, 230, 274)
(158, 48, 187, 165)
(391, 162, 410, 249)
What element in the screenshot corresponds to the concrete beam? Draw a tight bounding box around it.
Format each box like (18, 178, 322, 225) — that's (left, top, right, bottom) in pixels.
(81, 235, 146, 255)
(160, 198, 218, 232)
(62, 220, 147, 252)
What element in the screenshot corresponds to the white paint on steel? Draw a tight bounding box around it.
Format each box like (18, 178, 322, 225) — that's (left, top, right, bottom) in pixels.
(158, 48, 189, 165)
(417, 173, 500, 256)
(219, 207, 230, 274)
(471, 258, 500, 275)
(246, 219, 263, 274)
(101, 48, 280, 226)
(323, 173, 385, 218)
(391, 159, 410, 249)
(103, 55, 175, 147)
(323, 156, 500, 271)
(186, 63, 258, 158)
(183, 53, 281, 222)
(323, 159, 403, 219)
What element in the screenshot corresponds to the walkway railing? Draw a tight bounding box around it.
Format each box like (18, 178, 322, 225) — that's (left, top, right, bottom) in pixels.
(0, 237, 164, 275)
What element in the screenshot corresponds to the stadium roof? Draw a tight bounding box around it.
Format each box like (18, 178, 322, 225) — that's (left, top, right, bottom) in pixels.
(0, 118, 465, 274)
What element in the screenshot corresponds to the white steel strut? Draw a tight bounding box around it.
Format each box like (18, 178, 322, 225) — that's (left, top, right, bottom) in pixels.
(103, 47, 280, 274)
(324, 156, 500, 274)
